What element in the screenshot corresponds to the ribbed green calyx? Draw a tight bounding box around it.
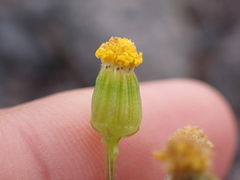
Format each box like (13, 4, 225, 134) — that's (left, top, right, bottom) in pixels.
(91, 64, 142, 139)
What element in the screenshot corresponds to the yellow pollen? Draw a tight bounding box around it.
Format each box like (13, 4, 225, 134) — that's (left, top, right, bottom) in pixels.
(95, 37, 143, 67)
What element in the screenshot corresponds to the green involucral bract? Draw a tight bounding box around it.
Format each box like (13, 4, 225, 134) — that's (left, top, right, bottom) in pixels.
(91, 66, 142, 139)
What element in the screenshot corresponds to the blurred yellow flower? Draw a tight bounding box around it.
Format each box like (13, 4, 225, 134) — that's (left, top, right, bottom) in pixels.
(153, 126, 219, 180)
(170, 126, 214, 149)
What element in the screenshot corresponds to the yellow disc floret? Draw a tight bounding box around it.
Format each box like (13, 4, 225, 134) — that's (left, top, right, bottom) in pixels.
(171, 126, 214, 149)
(153, 126, 214, 174)
(95, 37, 143, 67)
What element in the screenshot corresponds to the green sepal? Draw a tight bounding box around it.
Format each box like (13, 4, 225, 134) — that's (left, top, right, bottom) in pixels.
(91, 67, 142, 139)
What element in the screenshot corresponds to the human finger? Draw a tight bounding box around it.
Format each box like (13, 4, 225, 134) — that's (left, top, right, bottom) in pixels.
(0, 79, 237, 179)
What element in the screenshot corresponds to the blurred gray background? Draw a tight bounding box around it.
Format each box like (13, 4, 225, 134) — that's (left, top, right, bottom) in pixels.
(0, 0, 239, 179)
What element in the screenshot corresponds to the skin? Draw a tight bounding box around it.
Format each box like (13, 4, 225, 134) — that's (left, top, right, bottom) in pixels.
(0, 79, 237, 180)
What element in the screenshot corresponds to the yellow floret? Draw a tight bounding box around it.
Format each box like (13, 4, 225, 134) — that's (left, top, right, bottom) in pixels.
(171, 126, 214, 149)
(95, 37, 143, 67)
(158, 136, 212, 173)
(153, 126, 214, 174)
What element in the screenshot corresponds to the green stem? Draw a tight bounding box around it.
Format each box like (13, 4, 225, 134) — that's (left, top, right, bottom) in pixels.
(104, 137, 120, 180)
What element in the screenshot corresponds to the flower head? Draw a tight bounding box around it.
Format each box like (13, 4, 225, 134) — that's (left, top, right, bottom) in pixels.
(95, 37, 143, 68)
(91, 37, 142, 139)
(154, 126, 215, 177)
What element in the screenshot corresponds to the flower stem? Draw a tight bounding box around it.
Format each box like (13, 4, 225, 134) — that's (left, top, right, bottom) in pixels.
(104, 137, 120, 180)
